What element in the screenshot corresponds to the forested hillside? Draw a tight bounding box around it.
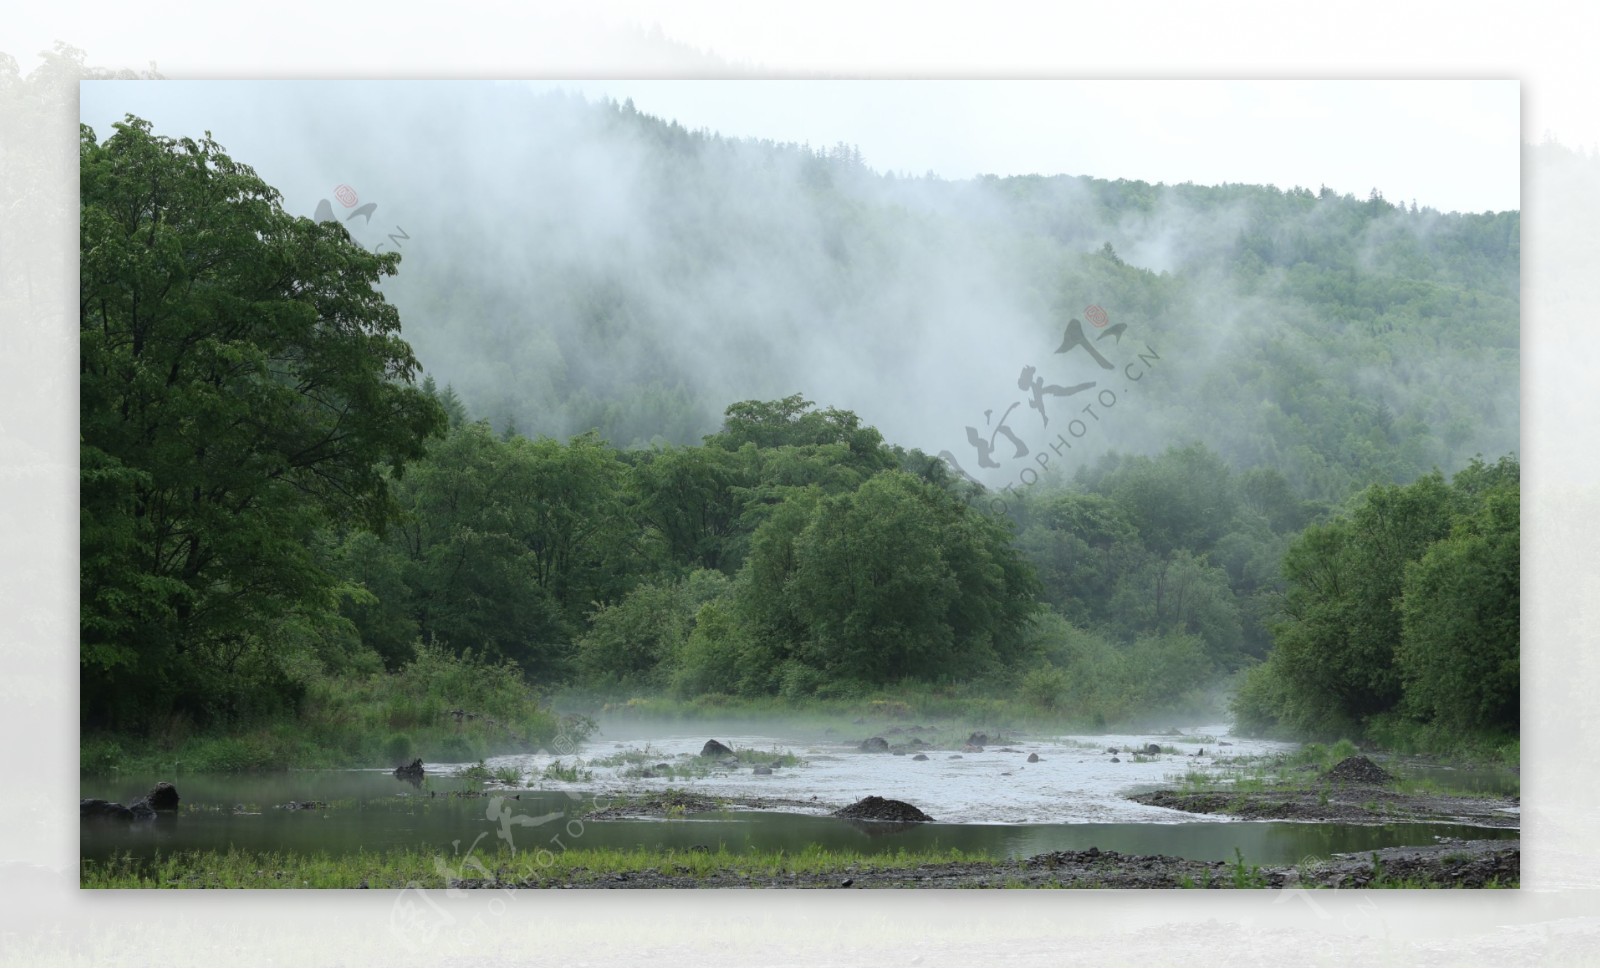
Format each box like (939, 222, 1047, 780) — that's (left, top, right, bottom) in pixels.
(78, 92, 1521, 768)
(359, 87, 1518, 504)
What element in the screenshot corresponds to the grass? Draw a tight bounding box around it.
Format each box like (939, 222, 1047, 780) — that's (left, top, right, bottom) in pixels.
(454, 761, 494, 782)
(1230, 848, 1269, 889)
(591, 743, 805, 782)
(1362, 716, 1520, 767)
(82, 646, 584, 774)
(541, 760, 594, 783)
(81, 843, 995, 889)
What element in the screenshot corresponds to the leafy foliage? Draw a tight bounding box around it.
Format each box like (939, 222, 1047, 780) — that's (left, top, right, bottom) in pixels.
(1234, 458, 1518, 740)
(79, 117, 444, 729)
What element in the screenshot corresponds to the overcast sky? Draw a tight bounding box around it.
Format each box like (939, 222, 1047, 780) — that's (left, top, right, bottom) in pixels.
(81, 79, 1518, 215)
(540, 80, 1521, 213)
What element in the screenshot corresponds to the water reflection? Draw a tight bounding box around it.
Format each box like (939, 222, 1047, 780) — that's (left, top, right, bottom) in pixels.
(80, 771, 1517, 871)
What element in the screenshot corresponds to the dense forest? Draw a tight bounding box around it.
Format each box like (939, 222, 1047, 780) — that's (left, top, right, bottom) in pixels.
(78, 89, 1520, 768)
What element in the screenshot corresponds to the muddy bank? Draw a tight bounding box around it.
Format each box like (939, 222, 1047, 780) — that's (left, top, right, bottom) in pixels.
(446, 839, 1517, 889)
(1128, 785, 1520, 828)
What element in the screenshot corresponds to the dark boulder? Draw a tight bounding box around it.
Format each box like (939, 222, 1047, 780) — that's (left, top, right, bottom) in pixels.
(141, 781, 180, 812)
(83, 782, 180, 823)
(912, 754, 929, 761)
(1110, 756, 1121, 763)
(1027, 752, 1041, 763)
(394, 758, 425, 779)
(859, 737, 890, 752)
(753, 765, 773, 775)
(700, 739, 735, 758)
(831, 795, 934, 823)
(1144, 743, 1162, 755)
(80, 799, 134, 823)
(966, 732, 989, 747)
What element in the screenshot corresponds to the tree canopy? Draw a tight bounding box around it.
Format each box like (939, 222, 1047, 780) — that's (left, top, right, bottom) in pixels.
(80, 117, 444, 728)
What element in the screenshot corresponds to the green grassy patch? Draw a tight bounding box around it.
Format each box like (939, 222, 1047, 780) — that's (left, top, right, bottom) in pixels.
(83, 647, 585, 774)
(81, 843, 994, 889)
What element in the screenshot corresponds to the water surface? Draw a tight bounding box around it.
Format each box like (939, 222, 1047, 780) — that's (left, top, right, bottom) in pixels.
(81, 724, 1518, 871)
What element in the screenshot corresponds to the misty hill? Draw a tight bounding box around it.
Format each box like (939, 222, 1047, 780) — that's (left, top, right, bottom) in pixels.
(348, 88, 1516, 502)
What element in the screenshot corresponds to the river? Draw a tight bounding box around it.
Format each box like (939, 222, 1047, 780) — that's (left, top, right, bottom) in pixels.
(80, 722, 1519, 869)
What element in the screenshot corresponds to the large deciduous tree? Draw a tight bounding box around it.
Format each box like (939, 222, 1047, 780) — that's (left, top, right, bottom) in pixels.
(80, 117, 444, 728)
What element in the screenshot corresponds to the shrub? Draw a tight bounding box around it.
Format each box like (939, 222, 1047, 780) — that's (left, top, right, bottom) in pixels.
(429, 735, 478, 763)
(1020, 666, 1070, 711)
(383, 734, 413, 764)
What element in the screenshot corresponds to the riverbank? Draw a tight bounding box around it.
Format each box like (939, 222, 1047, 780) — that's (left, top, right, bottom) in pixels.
(81, 838, 1517, 889)
(1129, 786, 1520, 828)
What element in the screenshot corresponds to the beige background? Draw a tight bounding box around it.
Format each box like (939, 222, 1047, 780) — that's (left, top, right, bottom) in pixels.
(3, 2, 1593, 964)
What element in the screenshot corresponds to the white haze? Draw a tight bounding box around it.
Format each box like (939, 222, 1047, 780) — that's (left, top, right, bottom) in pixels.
(78, 80, 1520, 487)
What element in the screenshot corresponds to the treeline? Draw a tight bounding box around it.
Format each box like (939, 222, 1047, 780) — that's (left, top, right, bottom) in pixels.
(1232, 457, 1519, 746)
(367, 87, 1518, 506)
(329, 390, 1038, 699)
(79, 112, 1518, 759)
(323, 384, 1338, 724)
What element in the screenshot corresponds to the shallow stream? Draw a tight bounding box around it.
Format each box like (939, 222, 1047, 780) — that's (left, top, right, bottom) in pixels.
(81, 723, 1519, 869)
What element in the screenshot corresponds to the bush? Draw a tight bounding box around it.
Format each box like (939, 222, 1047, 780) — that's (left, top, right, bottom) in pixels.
(383, 734, 413, 764)
(80, 737, 124, 775)
(865, 698, 913, 719)
(1021, 666, 1070, 711)
(429, 735, 478, 763)
(777, 661, 825, 700)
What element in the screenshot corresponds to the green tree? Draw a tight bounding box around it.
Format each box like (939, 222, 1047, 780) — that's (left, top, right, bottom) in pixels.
(1398, 482, 1519, 731)
(785, 472, 1038, 684)
(1250, 471, 1454, 735)
(80, 117, 444, 729)
(631, 445, 753, 573)
(1092, 444, 1239, 557)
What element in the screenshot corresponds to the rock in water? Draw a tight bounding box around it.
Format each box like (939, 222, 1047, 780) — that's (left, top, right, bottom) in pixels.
(966, 732, 989, 747)
(831, 796, 934, 823)
(80, 799, 134, 822)
(138, 782, 180, 813)
(859, 737, 890, 752)
(1144, 743, 1162, 755)
(394, 758, 425, 779)
(1027, 753, 1041, 763)
(700, 739, 735, 758)
(912, 754, 929, 761)
(753, 765, 773, 775)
